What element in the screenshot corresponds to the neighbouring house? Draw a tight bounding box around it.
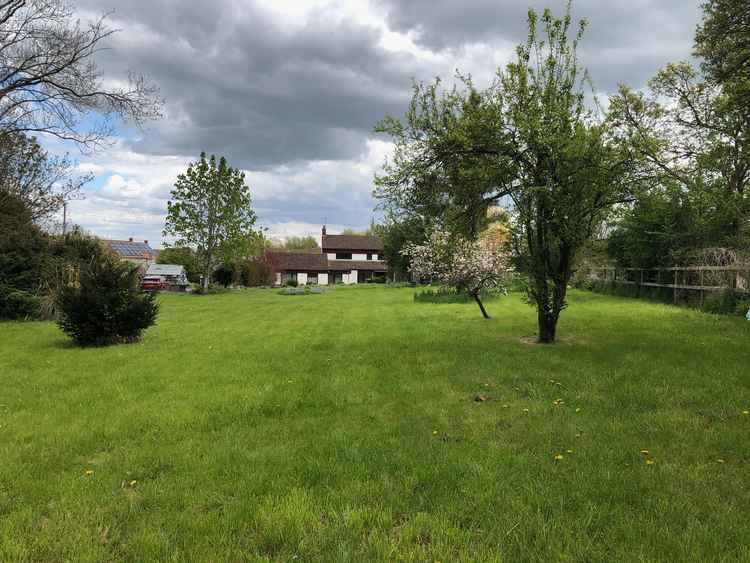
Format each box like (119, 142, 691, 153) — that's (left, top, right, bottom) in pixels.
(266, 226, 386, 286)
(145, 263, 189, 290)
(105, 238, 157, 267)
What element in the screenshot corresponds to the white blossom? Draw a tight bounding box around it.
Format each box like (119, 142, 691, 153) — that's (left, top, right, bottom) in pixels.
(403, 230, 512, 298)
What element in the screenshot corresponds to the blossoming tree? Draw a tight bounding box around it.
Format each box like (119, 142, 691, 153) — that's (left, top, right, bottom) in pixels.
(403, 230, 511, 319)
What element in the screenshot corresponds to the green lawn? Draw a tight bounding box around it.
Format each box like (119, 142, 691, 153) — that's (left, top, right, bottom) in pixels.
(2, 286, 749, 562)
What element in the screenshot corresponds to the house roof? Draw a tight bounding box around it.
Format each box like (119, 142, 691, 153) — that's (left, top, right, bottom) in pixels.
(322, 234, 383, 251)
(107, 239, 154, 259)
(146, 264, 186, 277)
(328, 260, 387, 272)
(266, 250, 329, 271)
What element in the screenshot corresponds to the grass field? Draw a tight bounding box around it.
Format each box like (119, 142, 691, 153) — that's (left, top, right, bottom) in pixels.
(2, 286, 749, 561)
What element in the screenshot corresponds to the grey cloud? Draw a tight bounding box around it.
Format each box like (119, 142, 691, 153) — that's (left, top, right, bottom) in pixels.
(375, 0, 703, 93)
(79, 0, 425, 168)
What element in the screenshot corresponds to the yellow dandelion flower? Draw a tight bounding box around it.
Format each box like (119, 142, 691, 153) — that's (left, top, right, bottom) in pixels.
(554, 453, 564, 461)
(640, 450, 650, 455)
(716, 459, 725, 464)
(743, 411, 749, 416)
(566, 449, 573, 454)
(432, 430, 438, 435)
(522, 408, 529, 413)
(575, 408, 581, 413)
(502, 404, 509, 408)
(84, 469, 94, 476)
(645, 459, 655, 465)
(129, 480, 137, 486)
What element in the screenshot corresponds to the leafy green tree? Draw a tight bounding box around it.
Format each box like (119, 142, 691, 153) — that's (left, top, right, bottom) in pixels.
(280, 235, 318, 250)
(212, 264, 234, 287)
(375, 78, 516, 240)
(375, 215, 429, 280)
(163, 153, 258, 291)
(608, 67, 749, 252)
(157, 246, 199, 283)
(0, 190, 47, 318)
(376, 4, 637, 342)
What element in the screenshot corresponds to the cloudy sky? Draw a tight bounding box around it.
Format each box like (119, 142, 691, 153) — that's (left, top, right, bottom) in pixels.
(59, 0, 703, 247)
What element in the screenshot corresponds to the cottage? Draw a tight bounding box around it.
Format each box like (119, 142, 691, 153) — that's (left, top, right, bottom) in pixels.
(266, 226, 386, 285)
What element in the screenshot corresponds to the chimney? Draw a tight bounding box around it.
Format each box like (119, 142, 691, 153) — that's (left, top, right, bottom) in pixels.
(144, 240, 148, 245)
(128, 237, 133, 242)
(322, 225, 327, 236)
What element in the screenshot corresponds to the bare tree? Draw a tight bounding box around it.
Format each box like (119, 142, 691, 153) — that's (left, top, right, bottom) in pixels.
(0, 0, 162, 149)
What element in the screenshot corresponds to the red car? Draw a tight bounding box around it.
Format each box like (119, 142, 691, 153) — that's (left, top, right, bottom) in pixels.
(141, 276, 166, 292)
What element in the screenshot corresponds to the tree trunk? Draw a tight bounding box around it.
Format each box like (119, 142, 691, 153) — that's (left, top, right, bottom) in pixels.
(537, 308, 557, 343)
(202, 254, 211, 291)
(472, 291, 490, 319)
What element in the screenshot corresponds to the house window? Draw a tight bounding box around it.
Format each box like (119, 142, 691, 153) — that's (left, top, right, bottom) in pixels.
(283, 272, 297, 283)
(335, 252, 352, 260)
(367, 253, 372, 260)
(308, 273, 318, 285)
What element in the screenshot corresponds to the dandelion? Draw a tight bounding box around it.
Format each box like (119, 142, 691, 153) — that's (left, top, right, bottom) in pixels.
(640, 450, 650, 455)
(566, 449, 573, 454)
(743, 411, 749, 416)
(575, 408, 581, 413)
(717, 459, 725, 464)
(432, 430, 438, 435)
(554, 453, 564, 461)
(84, 469, 94, 476)
(522, 408, 529, 413)
(645, 459, 655, 465)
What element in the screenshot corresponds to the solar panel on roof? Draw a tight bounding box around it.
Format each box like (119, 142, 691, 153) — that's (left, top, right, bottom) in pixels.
(110, 241, 151, 257)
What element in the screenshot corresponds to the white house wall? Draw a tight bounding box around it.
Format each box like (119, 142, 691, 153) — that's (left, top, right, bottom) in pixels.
(318, 273, 328, 285)
(298, 273, 308, 286)
(327, 252, 379, 260)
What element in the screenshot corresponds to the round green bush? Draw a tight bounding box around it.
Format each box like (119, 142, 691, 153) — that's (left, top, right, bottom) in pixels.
(56, 257, 159, 346)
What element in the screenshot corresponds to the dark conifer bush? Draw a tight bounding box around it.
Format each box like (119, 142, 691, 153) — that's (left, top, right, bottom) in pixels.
(56, 257, 158, 346)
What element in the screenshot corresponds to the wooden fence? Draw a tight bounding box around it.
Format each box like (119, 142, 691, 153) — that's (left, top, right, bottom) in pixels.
(581, 265, 749, 306)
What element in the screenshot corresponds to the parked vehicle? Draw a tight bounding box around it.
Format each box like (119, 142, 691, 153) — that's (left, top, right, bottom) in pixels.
(141, 276, 166, 292)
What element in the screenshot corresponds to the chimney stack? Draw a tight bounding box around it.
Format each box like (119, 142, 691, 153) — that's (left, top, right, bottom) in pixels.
(144, 240, 148, 245)
(128, 237, 133, 242)
(322, 225, 327, 236)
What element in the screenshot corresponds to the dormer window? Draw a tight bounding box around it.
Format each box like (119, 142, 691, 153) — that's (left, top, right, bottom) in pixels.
(335, 252, 352, 260)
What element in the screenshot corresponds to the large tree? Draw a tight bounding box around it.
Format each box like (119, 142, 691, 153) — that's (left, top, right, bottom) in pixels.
(0, 132, 90, 222)
(376, 4, 637, 342)
(0, 0, 162, 148)
(163, 153, 258, 291)
(608, 68, 749, 251)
